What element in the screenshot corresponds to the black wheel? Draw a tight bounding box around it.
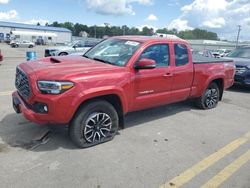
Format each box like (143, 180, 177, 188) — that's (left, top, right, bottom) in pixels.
(69, 100, 119, 148)
(195, 82, 220, 109)
(59, 52, 68, 56)
(28, 45, 33, 48)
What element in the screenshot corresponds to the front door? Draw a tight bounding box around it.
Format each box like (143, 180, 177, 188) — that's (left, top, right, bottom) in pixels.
(132, 43, 173, 111)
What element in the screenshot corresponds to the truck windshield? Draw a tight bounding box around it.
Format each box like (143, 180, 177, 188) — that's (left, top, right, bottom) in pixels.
(84, 39, 141, 66)
(227, 48, 250, 59)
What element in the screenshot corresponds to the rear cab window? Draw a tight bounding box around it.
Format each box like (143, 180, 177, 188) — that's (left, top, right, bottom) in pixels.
(174, 43, 189, 66)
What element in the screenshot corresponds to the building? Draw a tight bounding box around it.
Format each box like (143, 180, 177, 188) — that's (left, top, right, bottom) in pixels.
(187, 40, 236, 50)
(0, 21, 72, 44)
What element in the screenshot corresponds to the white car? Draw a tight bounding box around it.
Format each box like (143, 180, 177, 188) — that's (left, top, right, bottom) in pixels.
(10, 40, 35, 48)
(45, 40, 101, 57)
(217, 49, 231, 57)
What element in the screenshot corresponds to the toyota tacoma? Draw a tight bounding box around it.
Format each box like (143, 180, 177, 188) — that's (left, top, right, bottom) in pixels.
(12, 36, 235, 148)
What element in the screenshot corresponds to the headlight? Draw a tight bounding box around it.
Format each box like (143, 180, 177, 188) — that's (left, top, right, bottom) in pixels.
(37, 81, 74, 94)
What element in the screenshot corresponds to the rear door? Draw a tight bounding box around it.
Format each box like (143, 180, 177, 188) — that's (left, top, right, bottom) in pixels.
(171, 43, 194, 102)
(132, 43, 173, 111)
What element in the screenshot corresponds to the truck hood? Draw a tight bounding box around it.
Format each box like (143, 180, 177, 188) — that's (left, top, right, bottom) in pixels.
(19, 56, 124, 81)
(224, 57, 250, 67)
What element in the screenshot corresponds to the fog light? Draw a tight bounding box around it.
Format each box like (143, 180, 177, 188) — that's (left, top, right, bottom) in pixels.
(33, 102, 49, 114)
(43, 105, 48, 112)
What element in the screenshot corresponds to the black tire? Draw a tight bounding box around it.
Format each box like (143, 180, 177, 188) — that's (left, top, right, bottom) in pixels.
(59, 52, 68, 56)
(69, 100, 119, 148)
(195, 82, 220, 109)
(28, 45, 33, 48)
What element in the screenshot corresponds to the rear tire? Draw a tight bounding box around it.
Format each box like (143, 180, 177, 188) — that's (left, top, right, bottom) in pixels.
(69, 100, 119, 148)
(28, 45, 33, 48)
(195, 82, 220, 109)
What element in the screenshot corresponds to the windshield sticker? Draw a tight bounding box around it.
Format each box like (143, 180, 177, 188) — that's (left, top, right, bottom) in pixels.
(125, 41, 139, 46)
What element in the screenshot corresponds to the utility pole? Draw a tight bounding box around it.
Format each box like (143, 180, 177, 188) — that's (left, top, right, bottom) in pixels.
(94, 25, 97, 38)
(236, 25, 241, 48)
(123, 25, 126, 35)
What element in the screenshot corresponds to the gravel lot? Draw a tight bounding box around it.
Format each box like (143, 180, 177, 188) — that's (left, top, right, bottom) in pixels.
(0, 43, 249, 188)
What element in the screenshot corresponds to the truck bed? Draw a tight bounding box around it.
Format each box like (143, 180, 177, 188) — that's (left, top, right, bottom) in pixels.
(193, 55, 233, 64)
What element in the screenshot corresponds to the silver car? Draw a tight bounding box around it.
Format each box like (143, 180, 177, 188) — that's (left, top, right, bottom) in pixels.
(10, 40, 35, 48)
(44, 40, 100, 57)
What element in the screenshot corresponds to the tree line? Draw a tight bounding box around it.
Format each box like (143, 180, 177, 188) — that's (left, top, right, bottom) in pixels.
(44, 22, 219, 40)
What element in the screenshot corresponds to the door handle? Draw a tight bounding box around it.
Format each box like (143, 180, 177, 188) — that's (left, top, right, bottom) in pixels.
(163, 73, 173, 77)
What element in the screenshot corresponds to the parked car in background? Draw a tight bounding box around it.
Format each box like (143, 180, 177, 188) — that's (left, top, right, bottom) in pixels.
(217, 49, 231, 57)
(0, 49, 3, 62)
(224, 46, 250, 87)
(211, 51, 221, 58)
(10, 40, 35, 48)
(44, 40, 101, 57)
(13, 36, 235, 148)
(192, 49, 214, 58)
(36, 38, 45, 45)
(212, 49, 231, 58)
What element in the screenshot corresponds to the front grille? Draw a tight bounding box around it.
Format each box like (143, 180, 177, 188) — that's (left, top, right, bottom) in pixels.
(235, 66, 247, 75)
(15, 67, 31, 99)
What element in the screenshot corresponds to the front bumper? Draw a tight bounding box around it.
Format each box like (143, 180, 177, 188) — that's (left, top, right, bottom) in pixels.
(12, 91, 73, 125)
(12, 91, 46, 124)
(234, 71, 250, 86)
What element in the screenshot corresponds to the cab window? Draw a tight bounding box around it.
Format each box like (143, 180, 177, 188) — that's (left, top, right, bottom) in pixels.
(174, 44, 189, 66)
(139, 44, 169, 67)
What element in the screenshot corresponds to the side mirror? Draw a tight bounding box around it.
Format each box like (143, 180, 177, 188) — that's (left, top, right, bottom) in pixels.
(134, 58, 156, 70)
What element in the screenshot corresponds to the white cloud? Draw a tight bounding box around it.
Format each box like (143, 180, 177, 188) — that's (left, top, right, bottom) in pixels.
(0, 10, 18, 20)
(22, 19, 49, 26)
(85, 0, 153, 15)
(145, 14, 158, 21)
(168, 18, 193, 31)
(0, 0, 10, 4)
(181, 0, 227, 13)
(134, 0, 153, 5)
(202, 17, 225, 28)
(168, 0, 250, 40)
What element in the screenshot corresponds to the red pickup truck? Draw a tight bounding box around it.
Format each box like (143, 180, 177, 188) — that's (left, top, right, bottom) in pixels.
(12, 36, 235, 148)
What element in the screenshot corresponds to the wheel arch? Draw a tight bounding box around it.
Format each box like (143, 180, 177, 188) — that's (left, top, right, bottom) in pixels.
(211, 78, 224, 100)
(58, 51, 68, 56)
(70, 94, 125, 129)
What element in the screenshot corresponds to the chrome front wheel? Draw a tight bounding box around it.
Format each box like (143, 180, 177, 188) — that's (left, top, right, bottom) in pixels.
(84, 112, 112, 143)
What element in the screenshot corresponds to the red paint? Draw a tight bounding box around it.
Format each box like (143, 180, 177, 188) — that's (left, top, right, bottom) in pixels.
(12, 36, 235, 124)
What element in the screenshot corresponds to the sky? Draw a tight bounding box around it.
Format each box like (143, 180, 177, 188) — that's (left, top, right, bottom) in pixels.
(0, 0, 250, 41)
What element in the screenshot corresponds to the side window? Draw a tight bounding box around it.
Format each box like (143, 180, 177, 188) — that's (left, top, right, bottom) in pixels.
(139, 44, 169, 67)
(174, 44, 189, 66)
(75, 41, 85, 47)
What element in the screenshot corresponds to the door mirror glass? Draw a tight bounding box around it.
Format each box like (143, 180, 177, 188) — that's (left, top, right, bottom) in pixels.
(135, 58, 156, 69)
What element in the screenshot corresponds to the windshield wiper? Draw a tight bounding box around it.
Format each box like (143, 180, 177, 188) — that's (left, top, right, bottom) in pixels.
(93, 57, 114, 65)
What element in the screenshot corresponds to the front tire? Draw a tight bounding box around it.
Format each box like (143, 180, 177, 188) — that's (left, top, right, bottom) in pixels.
(69, 100, 119, 148)
(195, 82, 220, 109)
